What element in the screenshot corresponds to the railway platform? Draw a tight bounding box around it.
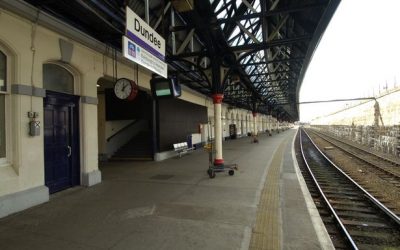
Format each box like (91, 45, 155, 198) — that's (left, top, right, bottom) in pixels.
(0, 128, 333, 250)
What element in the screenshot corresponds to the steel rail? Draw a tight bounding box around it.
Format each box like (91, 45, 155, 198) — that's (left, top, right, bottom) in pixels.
(311, 129, 400, 167)
(299, 129, 359, 250)
(308, 129, 400, 183)
(302, 128, 400, 226)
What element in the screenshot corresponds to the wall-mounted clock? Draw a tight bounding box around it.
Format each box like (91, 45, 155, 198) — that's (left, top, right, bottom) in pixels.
(114, 78, 138, 101)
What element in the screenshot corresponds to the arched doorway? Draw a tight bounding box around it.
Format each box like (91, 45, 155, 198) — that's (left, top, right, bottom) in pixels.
(43, 63, 80, 193)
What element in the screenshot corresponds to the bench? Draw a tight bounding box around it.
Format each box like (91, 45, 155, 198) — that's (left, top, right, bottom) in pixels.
(173, 142, 193, 157)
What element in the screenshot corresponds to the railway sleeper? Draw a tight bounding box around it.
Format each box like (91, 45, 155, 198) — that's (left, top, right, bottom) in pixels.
(324, 194, 366, 201)
(328, 199, 370, 207)
(352, 233, 400, 248)
(341, 219, 391, 228)
(357, 243, 400, 250)
(348, 229, 399, 241)
(333, 206, 375, 213)
(323, 190, 363, 197)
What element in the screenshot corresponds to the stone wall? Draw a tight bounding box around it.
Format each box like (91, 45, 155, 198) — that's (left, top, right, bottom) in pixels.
(310, 87, 400, 157)
(312, 125, 400, 156)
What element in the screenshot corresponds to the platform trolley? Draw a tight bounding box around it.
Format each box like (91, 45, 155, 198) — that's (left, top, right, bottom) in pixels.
(203, 142, 238, 178)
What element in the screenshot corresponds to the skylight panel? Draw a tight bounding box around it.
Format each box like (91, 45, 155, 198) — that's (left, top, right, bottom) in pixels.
(229, 26, 240, 41)
(236, 0, 242, 8)
(246, 65, 255, 74)
(217, 8, 228, 19)
(215, 0, 224, 13)
(254, 0, 261, 11)
(241, 55, 251, 64)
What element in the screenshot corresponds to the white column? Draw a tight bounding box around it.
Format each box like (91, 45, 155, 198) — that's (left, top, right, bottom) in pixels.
(253, 112, 257, 136)
(213, 94, 224, 165)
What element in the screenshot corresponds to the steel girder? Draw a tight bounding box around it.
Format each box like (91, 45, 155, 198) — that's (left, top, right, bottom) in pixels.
(168, 0, 340, 121)
(22, 0, 340, 122)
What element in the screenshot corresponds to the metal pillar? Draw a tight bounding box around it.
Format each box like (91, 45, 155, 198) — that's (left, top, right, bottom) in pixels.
(252, 112, 257, 136)
(171, 8, 176, 54)
(144, 0, 149, 23)
(213, 94, 224, 165)
(251, 100, 258, 136)
(211, 57, 224, 166)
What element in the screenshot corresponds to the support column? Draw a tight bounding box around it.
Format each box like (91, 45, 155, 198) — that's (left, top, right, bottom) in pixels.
(277, 120, 280, 132)
(213, 94, 224, 165)
(252, 112, 258, 136)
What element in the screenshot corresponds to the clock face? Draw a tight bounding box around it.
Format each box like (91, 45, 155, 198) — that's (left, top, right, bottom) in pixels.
(114, 78, 132, 100)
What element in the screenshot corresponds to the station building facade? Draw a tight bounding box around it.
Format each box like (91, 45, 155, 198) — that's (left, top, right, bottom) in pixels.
(0, 5, 279, 218)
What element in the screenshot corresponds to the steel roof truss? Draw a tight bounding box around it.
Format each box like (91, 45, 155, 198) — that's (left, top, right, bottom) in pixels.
(176, 28, 195, 55)
(217, 2, 327, 24)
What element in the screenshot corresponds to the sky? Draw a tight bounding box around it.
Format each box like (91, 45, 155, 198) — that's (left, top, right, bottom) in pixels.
(299, 0, 400, 122)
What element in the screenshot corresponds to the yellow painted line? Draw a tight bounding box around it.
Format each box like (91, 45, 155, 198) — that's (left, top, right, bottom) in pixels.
(249, 138, 289, 250)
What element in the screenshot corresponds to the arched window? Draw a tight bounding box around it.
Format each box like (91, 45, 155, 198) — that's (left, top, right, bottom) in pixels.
(0, 50, 7, 158)
(43, 63, 74, 94)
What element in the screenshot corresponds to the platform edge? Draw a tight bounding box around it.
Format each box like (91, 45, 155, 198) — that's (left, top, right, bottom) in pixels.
(291, 131, 335, 250)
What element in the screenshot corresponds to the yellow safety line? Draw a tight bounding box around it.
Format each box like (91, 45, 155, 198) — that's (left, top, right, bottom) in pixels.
(249, 138, 288, 250)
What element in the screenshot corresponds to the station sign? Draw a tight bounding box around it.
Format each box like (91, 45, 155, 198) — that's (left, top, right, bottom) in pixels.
(123, 7, 167, 78)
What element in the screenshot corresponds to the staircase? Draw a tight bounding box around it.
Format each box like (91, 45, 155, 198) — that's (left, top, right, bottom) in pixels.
(110, 130, 153, 161)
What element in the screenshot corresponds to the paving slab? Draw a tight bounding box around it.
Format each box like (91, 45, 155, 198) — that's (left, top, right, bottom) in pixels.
(0, 128, 331, 250)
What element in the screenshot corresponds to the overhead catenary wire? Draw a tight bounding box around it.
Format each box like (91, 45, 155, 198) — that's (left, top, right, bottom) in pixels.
(299, 97, 376, 104)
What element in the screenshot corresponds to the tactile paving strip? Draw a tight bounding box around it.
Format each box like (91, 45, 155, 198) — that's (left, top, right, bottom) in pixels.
(249, 138, 289, 250)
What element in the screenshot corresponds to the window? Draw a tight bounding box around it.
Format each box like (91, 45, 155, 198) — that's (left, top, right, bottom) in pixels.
(43, 64, 74, 94)
(0, 51, 6, 159)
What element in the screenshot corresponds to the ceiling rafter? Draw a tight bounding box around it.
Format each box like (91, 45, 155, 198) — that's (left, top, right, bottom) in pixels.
(23, 0, 341, 122)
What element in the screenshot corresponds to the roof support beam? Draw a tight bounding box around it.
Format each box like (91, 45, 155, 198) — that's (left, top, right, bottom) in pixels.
(243, 57, 304, 66)
(217, 2, 328, 24)
(168, 36, 309, 59)
(270, 0, 281, 11)
(154, 2, 171, 30)
(268, 15, 289, 41)
(253, 78, 295, 84)
(241, 0, 257, 14)
(249, 69, 296, 77)
(171, 7, 176, 54)
(233, 35, 310, 54)
(176, 28, 195, 55)
(236, 22, 260, 43)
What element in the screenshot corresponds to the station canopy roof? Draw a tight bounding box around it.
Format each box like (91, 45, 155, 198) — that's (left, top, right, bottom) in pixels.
(22, 0, 340, 122)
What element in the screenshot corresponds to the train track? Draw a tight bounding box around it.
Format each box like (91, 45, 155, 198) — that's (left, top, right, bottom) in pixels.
(299, 128, 400, 249)
(307, 129, 400, 188)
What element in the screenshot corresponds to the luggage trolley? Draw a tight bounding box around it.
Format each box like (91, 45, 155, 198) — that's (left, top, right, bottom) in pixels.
(204, 142, 238, 178)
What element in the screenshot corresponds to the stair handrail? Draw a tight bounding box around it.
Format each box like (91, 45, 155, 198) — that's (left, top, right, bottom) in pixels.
(106, 120, 139, 142)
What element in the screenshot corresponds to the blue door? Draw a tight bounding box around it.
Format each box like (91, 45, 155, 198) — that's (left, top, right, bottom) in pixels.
(44, 91, 80, 193)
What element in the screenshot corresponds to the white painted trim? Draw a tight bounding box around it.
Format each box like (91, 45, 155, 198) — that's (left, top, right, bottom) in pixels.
(0, 40, 16, 170)
(43, 61, 82, 96)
